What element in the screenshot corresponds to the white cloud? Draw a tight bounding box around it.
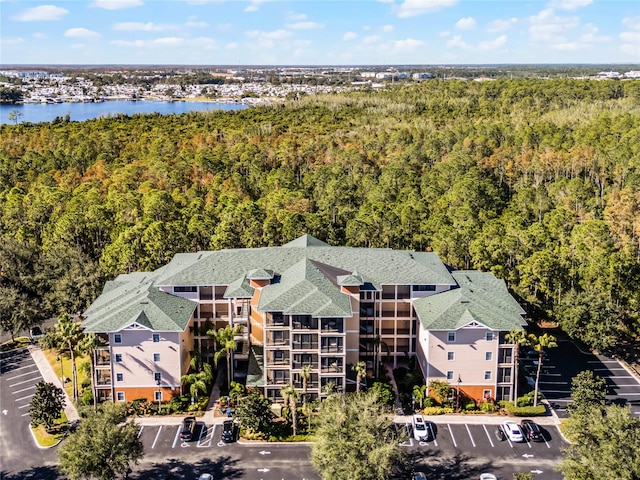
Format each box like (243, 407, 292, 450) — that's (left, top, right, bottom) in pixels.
(110, 36, 187, 47)
(446, 35, 469, 48)
(226, 42, 238, 49)
(0, 37, 24, 46)
(12, 5, 69, 21)
(343, 31, 357, 41)
(286, 22, 323, 30)
(185, 21, 208, 28)
(397, 0, 458, 18)
(287, 12, 307, 21)
(293, 39, 312, 48)
(244, 0, 270, 12)
(487, 18, 518, 32)
(547, 0, 592, 11)
(382, 24, 394, 32)
(65, 28, 101, 39)
(578, 23, 610, 44)
(622, 16, 640, 30)
(439, 31, 450, 37)
(529, 8, 579, 44)
(377, 0, 394, 3)
(393, 38, 424, 51)
(478, 35, 507, 50)
(455, 17, 475, 30)
(619, 17, 640, 57)
(113, 22, 171, 32)
(246, 29, 291, 41)
(362, 35, 380, 45)
(33, 32, 49, 39)
(91, 0, 143, 10)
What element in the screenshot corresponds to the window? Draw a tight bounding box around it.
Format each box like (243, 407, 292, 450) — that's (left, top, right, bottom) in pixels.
(486, 332, 494, 341)
(485, 351, 493, 361)
(116, 373, 124, 382)
(153, 353, 160, 362)
(152, 333, 160, 343)
(114, 333, 122, 344)
(115, 354, 123, 363)
(413, 285, 436, 291)
(174, 286, 197, 293)
(447, 352, 455, 361)
(116, 392, 125, 402)
(446, 371, 454, 380)
(483, 389, 492, 399)
(447, 332, 456, 342)
(484, 371, 492, 380)
(154, 391, 162, 401)
(154, 372, 162, 383)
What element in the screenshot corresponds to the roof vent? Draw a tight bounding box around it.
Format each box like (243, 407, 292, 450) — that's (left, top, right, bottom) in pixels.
(197, 253, 202, 260)
(140, 301, 149, 305)
(461, 300, 470, 304)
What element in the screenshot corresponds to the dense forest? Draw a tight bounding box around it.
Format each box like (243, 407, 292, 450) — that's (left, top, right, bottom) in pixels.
(1, 79, 639, 358)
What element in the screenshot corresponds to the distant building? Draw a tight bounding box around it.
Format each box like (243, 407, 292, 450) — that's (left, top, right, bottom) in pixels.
(412, 73, 433, 80)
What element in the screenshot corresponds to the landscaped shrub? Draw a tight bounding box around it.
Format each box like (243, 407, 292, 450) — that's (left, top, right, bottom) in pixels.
(499, 401, 547, 416)
(80, 388, 93, 406)
(516, 391, 542, 407)
(464, 402, 477, 411)
(421, 406, 455, 415)
(424, 396, 436, 408)
(479, 401, 496, 413)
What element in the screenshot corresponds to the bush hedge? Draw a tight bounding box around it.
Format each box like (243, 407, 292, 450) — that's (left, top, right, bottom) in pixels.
(421, 406, 455, 415)
(500, 401, 547, 416)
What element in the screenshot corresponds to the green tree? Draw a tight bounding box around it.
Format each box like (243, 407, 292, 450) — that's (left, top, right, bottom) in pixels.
(8, 109, 23, 124)
(58, 403, 144, 480)
(428, 380, 453, 405)
(181, 363, 213, 400)
(352, 361, 367, 393)
(528, 333, 557, 407)
(300, 364, 313, 412)
(311, 391, 407, 480)
(412, 384, 427, 410)
(568, 370, 607, 417)
(77, 333, 101, 409)
(29, 381, 65, 432)
(369, 382, 395, 407)
(506, 329, 530, 403)
(209, 324, 242, 390)
(560, 406, 640, 480)
(235, 389, 273, 436)
(280, 382, 299, 437)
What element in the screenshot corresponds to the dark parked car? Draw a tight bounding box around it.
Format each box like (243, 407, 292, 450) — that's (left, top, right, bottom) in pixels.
(521, 419, 543, 441)
(494, 425, 506, 441)
(180, 416, 197, 441)
(29, 326, 44, 343)
(221, 420, 235, 443)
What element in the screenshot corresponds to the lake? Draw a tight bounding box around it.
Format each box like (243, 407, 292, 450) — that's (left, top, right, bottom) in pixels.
(0, 100, 249, 125)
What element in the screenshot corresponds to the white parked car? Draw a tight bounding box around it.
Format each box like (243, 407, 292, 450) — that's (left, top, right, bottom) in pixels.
(502, 421, 524, 442)
(198, 475, 213, 480)
(480, 474, 498, 480)
(412, 414, 427, 441)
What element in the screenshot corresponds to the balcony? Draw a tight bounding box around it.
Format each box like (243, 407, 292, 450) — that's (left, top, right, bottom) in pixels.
(266, 333, 289, 346)
(96, 372, 111, 386)
(95, 349, 110, 366)
(266, 374, 290, 385)
(292, 361, 319, 370)
(292, 319, 318, 330)
(397, 328, 411, 335)
(320, 319, 343, 333)
(380, 328, 394, 335)
(321, 364, 343, 373)
(321, 344, 343, 354)
(267, 356, 290, 366)
(292, 342, 318, 350)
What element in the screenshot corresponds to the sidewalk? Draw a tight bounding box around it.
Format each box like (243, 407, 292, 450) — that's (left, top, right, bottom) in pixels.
(28, 345, 79, 422)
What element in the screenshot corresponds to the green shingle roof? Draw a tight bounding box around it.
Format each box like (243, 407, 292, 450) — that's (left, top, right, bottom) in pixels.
(246, 346, 265, 387)
(82, 274, 196, 333)
(413, 271, 526, 331)
(283, 234, 329, 248)
(223, 276, 254, 298)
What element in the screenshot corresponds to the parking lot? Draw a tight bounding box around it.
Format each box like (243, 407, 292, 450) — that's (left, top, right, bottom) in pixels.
(0, 347, 59, 477)
(536, 341, 640, 418)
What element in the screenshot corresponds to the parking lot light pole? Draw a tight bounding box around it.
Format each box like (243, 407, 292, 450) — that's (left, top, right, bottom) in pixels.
(56, 355, 64, 384)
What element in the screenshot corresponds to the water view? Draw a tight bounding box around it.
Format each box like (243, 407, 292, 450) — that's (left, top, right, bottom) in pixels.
(0, 100, 248, 125)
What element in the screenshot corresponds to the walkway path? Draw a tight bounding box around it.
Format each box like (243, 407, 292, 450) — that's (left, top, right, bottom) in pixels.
(28, 345, 79, 422)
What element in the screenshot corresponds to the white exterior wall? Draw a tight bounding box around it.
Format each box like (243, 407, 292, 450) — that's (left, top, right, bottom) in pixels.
(111, 329, 184, 389)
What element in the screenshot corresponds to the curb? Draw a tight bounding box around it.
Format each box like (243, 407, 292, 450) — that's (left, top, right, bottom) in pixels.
(28, 425, 65, 449)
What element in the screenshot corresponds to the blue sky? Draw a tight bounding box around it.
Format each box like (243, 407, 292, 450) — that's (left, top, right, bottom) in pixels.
(1, 0, 639, 65)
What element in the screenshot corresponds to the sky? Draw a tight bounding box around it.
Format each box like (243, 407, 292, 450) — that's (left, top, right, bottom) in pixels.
(1, 0, 639, 65)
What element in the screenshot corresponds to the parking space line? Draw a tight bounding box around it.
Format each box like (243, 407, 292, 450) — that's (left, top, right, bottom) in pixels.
(482, 425, 494, 448)
(3, 364, 36, 373)
(505, 435, 513, 448)
(447, 424, 457, 448)
(464, 424, 476, 447)
(7, 369, 40, 381)
(151, 426, 162, 449)
(588, 360, 618, 364)
(17, 404, 30, 409)
(403, 423, 414, 447)
(196, 423, 206, 444)
(524, 436, 532, 448)
(543, 434, 551, 449)
(15, 394, 35, 401)
(137, 426, 144, 438)
(428, 423, 438, 447)
(9, 377, 42, 387)
(12, 385, 37, 394)
(21, 412, 30, 417)
(172, 425, 181, 448)
(198, 424, 215, 448)
(592, 367, 626, 371)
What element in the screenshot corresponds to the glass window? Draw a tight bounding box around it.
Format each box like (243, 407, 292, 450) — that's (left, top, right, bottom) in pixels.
(116, 373, 123, 382)
(174, 286, 197, 293)
(154, 372, 162, 383)
(115, 354, 123, 363)
(114, 333, 122, 343)
(447, 332, 456, 342)
(446, 371, 454, 380)
(484, 371, 492, 380)
(152, 333, 160, 342)
(483, 389, 492, 399)
(116, 392, 125, 402)
(413, 285, 436, 291)
(154, 391, 162, 401)
(153, 353, 160, 362)
(447, 352, 455, 361)
(485, 352, 493, 361)
(486, 332, 494, 341)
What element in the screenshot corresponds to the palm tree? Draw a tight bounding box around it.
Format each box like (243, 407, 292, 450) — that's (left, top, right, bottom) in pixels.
(43, 314, 83, 402)
(209, 325, 242, 390)
(300, 365, 313, 412)
(280, 382, 299, 436)
(181, 363, 213, 400)
(372, 336, 391, 378)
(352, 361, 367, 393)
(528, 333, 558, 407)
(412, 384, 427, 410)
(77, 333, 100, 409)
(505, 329, 530, 404)
(189, 346, 203, 372)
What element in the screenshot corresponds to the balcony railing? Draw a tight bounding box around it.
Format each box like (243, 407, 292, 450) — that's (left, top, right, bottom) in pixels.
(321, 365, 343, 373)
(267, 357, 290, 366)
(266, 318, 290, 327)
(266, 376, 290, 385)
(292, 321, 318, 330)
(397, 328, 410, 335)
(294, 381, 319, 389)
(292, 362, 318, 370)
(321, 345, 343, 353)
(380, 328, 394, 335)
(292, 342, 318, 350)
(96, 373, 112, 386)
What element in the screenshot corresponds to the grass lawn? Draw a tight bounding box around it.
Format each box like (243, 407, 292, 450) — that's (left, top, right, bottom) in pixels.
(42, 349, 89, 399)
(31, 411, 68, 447)
(0, 337, 31, 352)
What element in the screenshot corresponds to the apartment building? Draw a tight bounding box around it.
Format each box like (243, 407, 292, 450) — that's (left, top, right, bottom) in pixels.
(82, 234, 526, 404)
